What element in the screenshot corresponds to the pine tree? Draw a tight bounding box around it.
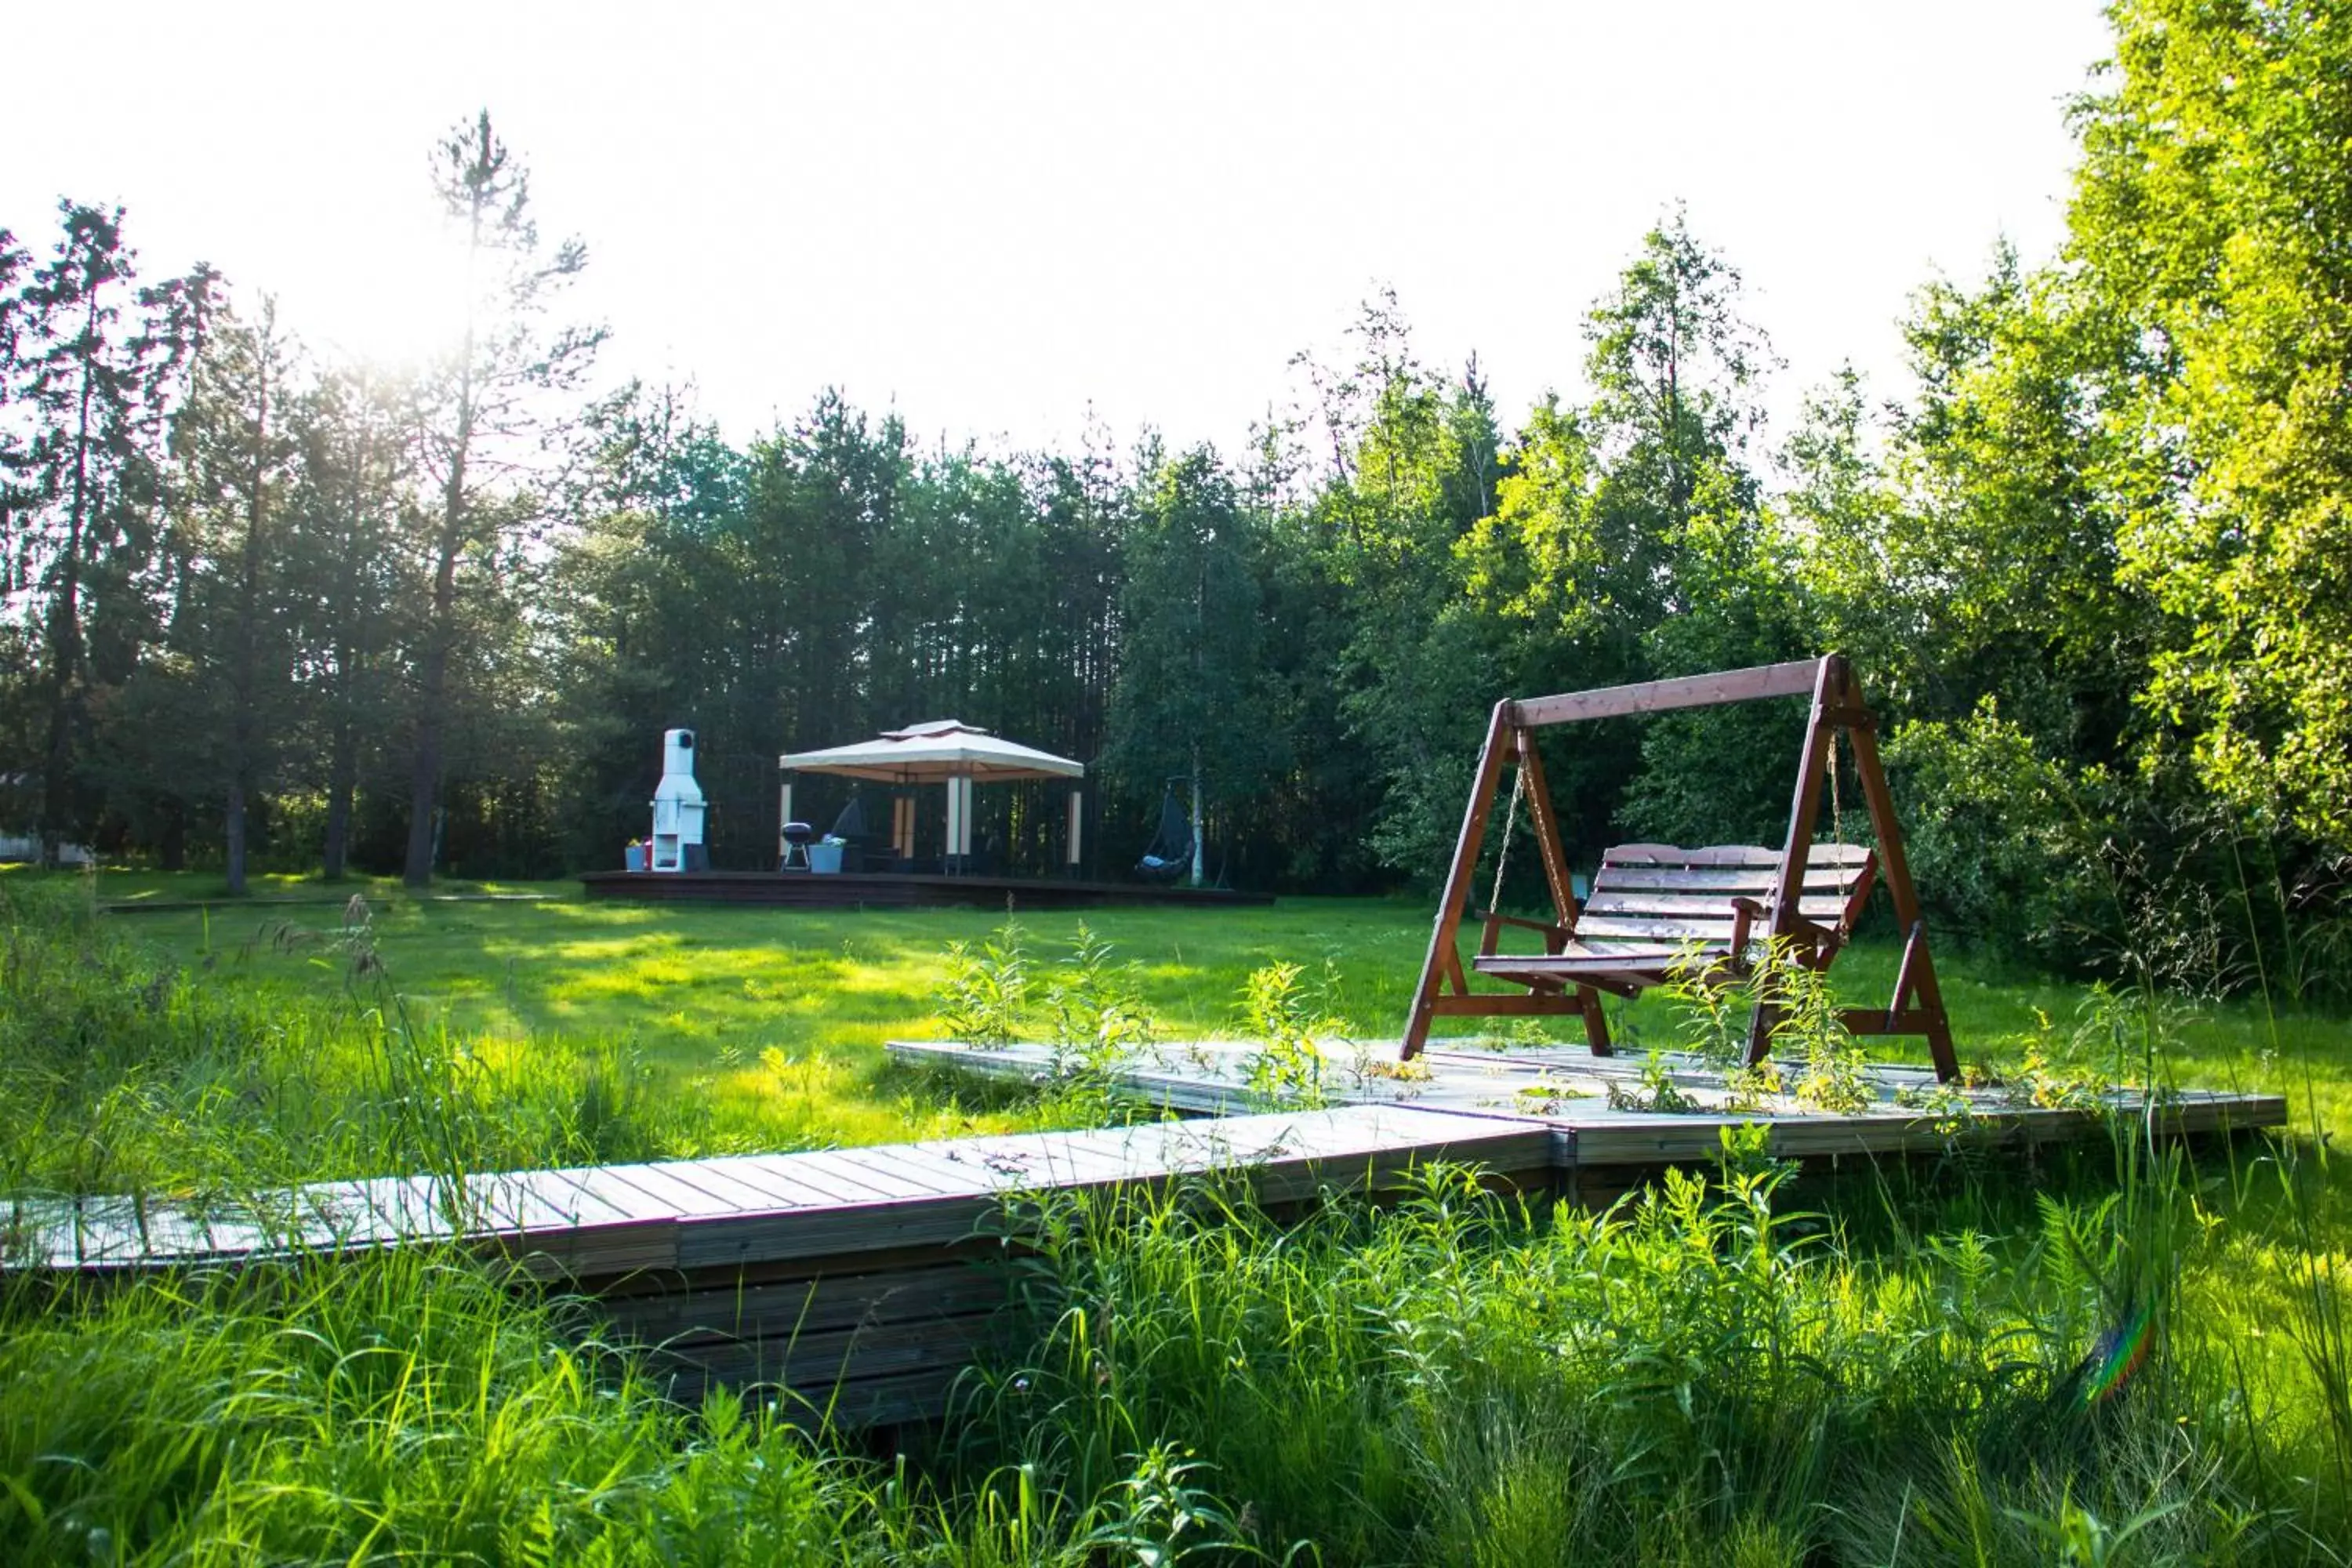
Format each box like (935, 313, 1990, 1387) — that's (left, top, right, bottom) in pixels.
(0, 203, 203, 860)
(293, 363, 417, 880)
(403, 110, 602, 887)
(160, 292, 301, 892)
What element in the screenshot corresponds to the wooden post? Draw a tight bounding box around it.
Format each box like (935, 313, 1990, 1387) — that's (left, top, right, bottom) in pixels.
(1513, 730, 1610, 1053)
(1401, 701, 1515, 1061)
(1846, 713, 1959, 1080)
(1748, 655, 1838, 1065)
(944, 778, 956, 869)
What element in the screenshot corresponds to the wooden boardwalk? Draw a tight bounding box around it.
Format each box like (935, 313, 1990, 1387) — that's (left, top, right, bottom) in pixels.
(9, 1044, 2285, 1427)
(9, 1105, 1551, 1426)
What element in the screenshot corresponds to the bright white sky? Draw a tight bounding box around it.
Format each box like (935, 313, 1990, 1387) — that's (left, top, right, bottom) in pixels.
(4, 1, 2111, 457)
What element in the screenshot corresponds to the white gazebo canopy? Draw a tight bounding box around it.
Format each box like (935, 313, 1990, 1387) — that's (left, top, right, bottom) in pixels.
(777, 721, 1086, 869)
(779, 720, 1083, 783)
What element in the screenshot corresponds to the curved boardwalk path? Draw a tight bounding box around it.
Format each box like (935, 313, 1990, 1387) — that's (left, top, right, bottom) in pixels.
(9, 1046, 2285, 1428)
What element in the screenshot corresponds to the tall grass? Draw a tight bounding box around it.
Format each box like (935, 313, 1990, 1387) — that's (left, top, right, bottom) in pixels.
(9, 1149, 2342, 1564)
(961, 1145, 2347, 1566)
(3, 1253, 869, 1563)
(0, 877, 731, 1210)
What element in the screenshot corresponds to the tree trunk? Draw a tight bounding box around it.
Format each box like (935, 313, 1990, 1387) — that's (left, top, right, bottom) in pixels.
(404, 528, 461, 887)
(404, 634, 448, 888)
(322, 679, 356, 880)
(224, 779, 248, 895)
(158, 802, 186, 873)
(224, 333, 270, 899)
(325, 379, 376, 884)
(39, 651, 75, 868)
(405, 176, 483, 891)
(41, 292, 102, 866)
(1188, 745, 1204, 889)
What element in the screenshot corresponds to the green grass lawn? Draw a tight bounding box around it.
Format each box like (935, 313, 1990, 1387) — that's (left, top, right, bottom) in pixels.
(61, 872, 2350, 1151)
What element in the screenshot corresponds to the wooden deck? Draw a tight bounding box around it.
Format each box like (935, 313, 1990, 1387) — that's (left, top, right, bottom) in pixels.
(579, 868, 1271, 911)
(9, 1044, 2285, 1428)
(8, 1105, 1548, 1425)
(884, 1037, 2288, 1169)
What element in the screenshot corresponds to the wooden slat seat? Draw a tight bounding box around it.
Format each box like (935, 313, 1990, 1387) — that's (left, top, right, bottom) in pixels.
(1469, 842, 1876, 996)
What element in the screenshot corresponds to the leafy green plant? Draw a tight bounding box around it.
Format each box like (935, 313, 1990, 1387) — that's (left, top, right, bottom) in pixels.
(2001, 1000, 2116, 1112)
(1751, 947, 1874, 1115)
(1606, 1053, 1702, 1113)
(1236, 962, 1333, 1107)
(1044, 923, 1156, 1079)
(1660, 953, 1788, 1114)
(1663, 942, 1751, 1072)
(937, 917, 1032, 1047)
(1076, 1443, 1290, 1565)
(1893, 1078, 1977, 1138)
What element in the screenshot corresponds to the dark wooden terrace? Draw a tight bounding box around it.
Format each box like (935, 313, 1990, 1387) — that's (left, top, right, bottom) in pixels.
(579, 869, 1269, 911)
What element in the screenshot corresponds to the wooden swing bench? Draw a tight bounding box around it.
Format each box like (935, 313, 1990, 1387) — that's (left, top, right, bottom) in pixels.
(1402, 655, 1958, 1080)
(1471, 840, 1877, 995)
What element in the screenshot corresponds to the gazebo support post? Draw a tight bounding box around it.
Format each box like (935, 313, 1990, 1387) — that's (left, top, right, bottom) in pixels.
(943, 775, 960, 874)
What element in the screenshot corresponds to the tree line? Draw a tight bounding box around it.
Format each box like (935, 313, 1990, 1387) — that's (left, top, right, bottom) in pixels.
(2, 0, 2344, 993)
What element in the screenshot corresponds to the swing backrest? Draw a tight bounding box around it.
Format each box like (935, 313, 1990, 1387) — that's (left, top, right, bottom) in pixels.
(1577, 842, 1877, 949)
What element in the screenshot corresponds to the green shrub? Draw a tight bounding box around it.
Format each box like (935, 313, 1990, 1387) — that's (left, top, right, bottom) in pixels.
(936, 917, 1033, 1047)
(1882, 699, 2116, 962)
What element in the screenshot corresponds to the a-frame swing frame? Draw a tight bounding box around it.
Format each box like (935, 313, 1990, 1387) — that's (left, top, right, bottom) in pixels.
(1399, 654, 1960, 1081)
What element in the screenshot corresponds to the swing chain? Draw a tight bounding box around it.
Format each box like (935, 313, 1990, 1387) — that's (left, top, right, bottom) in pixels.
(1489, 742, 1528, 913)
(1829, 726, 1846, 845)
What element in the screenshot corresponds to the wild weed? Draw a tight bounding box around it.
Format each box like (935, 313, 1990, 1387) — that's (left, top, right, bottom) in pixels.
(936, 917, 1032, 1046)
(1764, 949, 1874, 1114)
(1044, 922, 1156, 1079)
(932, 919, 1167, 1076)
(1606, 1052, 1703, 1113)
(1236, 961, 1334, 1106)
